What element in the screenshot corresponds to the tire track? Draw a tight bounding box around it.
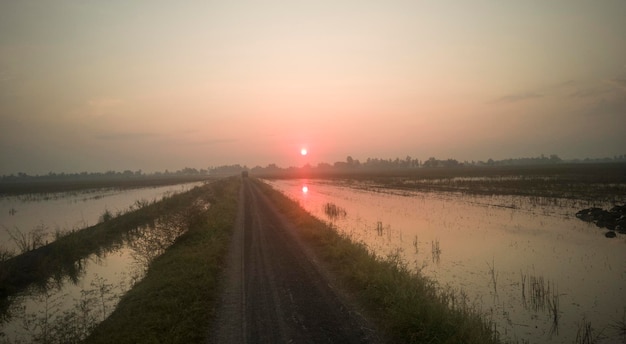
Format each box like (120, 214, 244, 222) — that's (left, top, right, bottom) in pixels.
(211, 178, 379, 343)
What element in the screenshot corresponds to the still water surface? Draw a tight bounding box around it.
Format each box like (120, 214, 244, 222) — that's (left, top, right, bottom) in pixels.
(0, 182, 203, 342)
(0, 183, 201, 252)
(268, 179, 626, 343)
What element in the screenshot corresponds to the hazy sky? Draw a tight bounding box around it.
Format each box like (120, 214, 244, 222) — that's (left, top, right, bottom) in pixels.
(1, 1, 625, 175)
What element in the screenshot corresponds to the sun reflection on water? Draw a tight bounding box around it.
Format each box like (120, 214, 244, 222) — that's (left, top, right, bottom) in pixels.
(266, 178, 626, 344)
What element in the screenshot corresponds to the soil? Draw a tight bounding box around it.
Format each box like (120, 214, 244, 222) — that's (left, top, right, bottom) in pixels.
(210, 179, 382, 343)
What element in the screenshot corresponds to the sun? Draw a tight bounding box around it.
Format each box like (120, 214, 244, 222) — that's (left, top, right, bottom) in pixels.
(300, 148, 308, 156)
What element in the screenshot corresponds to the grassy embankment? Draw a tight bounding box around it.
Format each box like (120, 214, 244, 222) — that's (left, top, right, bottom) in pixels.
(85, 177, 239, 343)
(85, 176, 497, 343)
(0, 180, 216, 318)
(253, 179, 499, 344)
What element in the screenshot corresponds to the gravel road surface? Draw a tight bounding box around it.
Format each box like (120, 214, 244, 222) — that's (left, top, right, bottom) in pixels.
(210, 178, 381, 343)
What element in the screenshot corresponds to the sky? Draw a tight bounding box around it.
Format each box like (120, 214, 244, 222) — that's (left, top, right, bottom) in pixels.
(1, 1, 625, 175)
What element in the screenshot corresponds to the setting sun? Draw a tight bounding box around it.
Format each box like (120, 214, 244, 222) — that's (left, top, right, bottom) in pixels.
(300, 148, 308, 156)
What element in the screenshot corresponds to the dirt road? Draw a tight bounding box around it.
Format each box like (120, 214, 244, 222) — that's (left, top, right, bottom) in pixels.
(210, 178, 380, 343)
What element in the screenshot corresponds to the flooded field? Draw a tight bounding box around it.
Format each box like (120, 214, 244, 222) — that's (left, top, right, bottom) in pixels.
(0, 183, 201, 253)
(0, 182, 206, 342)
(267, 179, 626, 343)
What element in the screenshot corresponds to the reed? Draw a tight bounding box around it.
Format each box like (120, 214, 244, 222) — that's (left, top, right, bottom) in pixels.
(575, 318, 595, 344)
(323, 202, 347, 220)
(486, 258, 498, 296)
(548, 287, 560, 337)
(610, 308, 626, 343)
(431, 238, 441, 263)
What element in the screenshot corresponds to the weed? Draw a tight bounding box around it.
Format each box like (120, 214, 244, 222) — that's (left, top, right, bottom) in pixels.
(609, 307, 626, 343)
(4, 224, 48, 253)
(323, 202, 347, 220)
(520, 271, 527, 304)
(431, 238, 441, 263)
(98, 209, 114, 224)
(575, 318, 595, 344)
(548, 287, 560, 337)
(487, 258, 498, 296)
(521, 270, 555, 313)
(0, 246, 14, 263)
(10, 275, 121, 343)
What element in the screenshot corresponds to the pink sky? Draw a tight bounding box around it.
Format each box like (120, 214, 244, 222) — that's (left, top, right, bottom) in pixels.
(1, 1, 625, 174)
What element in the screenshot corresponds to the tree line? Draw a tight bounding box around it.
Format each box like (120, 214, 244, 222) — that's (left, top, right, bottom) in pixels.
(4, 154, 625, 180)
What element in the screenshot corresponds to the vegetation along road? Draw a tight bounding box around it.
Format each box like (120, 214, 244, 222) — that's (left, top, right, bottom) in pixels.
(211, 177, 381, 343)
(85, 176, 497, 343)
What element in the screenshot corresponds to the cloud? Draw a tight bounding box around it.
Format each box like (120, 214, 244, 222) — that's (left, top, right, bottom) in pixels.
(491, 92, 543, 104)
(568, 87, 611, 98)
(96, 132, 161, 140)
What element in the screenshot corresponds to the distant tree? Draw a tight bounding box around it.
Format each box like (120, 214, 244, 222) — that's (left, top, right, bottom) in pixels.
(549, 154, 561, 163)
(317, 162, 332, 170)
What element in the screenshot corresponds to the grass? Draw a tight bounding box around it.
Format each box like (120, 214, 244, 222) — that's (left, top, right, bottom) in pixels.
(575, 319, 595, 344)
(487, 258, 498, 297)
(253, 179, 499, 343)
(0, 181, 216, 319)
(83, 177, 239, 343)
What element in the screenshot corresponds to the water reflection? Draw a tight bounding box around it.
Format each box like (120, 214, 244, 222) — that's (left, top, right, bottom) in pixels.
(267, 179, 626, 344)
(0, 193, 209, 343)
(0, 182, 202, 253)
(1, 249, 134, 342)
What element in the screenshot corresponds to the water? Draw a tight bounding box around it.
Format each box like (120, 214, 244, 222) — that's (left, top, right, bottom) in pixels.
(3, 248, 138, 342)
(267, 179, 626, 343)
(0, 183, 202, 253)
(0, 182, 205, 342)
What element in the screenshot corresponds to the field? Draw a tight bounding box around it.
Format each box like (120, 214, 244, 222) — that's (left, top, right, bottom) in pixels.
(1, 163, 625, 343)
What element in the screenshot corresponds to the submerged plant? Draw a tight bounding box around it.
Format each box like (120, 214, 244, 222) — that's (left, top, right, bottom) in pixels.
(323, 202, 347, 220)
(609, 307, 626, 343)
(431, 239, 441, 263)
(11, 276, 122, 343)
(487, 258, 498, 296)
(548, 287, 560, 337)
(575, 318, 595, 344)
(376, 221, 383, 236)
